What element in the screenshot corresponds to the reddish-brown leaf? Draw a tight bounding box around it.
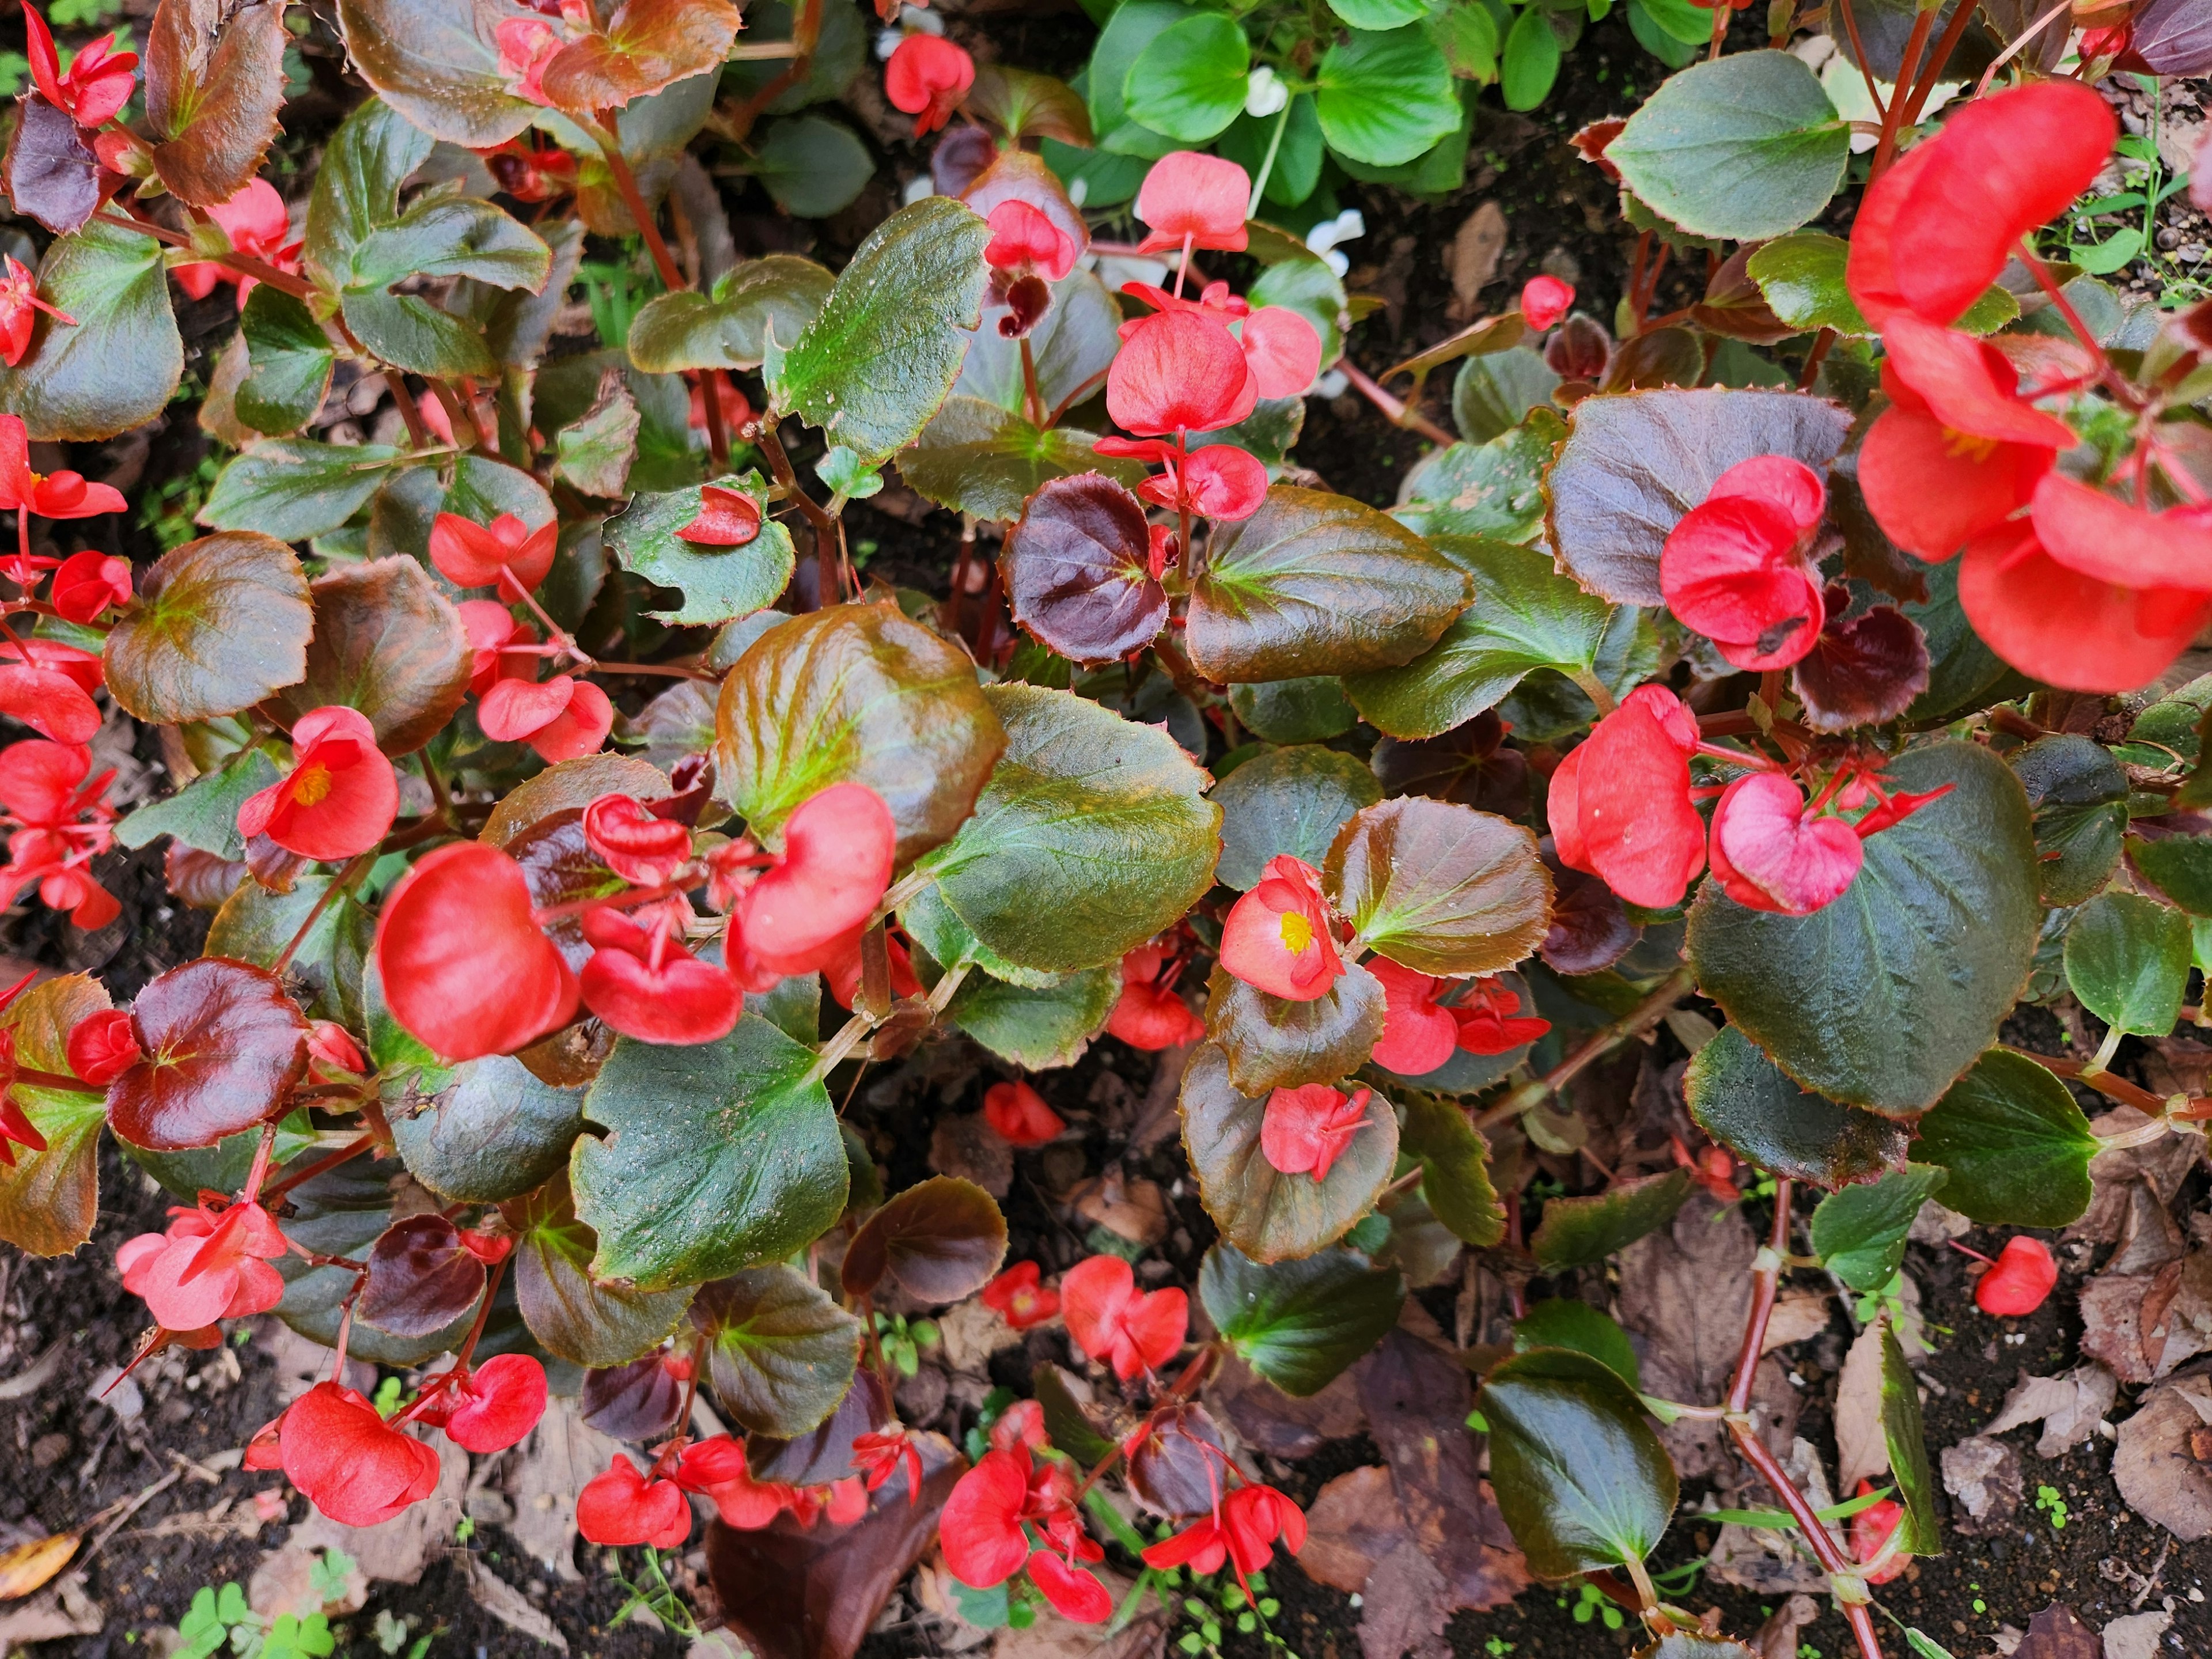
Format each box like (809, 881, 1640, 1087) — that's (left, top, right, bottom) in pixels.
(1003, 472, 1165, 667)
(358, 1214, 487, 1338)
(538, 0, 743, 114)
(3, 95, 98, 236)
(145, 0, 291, 207)
(105, 957, 309, 1150)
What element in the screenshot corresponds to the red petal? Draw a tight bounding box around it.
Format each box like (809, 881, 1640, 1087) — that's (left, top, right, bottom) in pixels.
(982, 1080, 1065, 1146)
(1857, 404, 2050, 561)
(1134, 151, 1249, 255)
(579, 941, 742, 1046)
(1027, 1552, 1112, 1623)
(1107, 308, 1256, 438)
(0, 666, 99, 743)
(281, 1382, 442, 1528)
(446, 1354, 548, 1453)
(740, 782, 896, 974)
(2031, 473, 2212, 592)
(681, 486, 763, 547)
(939, 1450, 1032, 1588)
(1707, 772, 1863, 916)
(1959, 522, 2209, 693)
(1880, 316, 2074, 448)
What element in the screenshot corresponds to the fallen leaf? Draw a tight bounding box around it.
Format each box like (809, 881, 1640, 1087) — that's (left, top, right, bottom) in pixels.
(1834, 1317, 1888, 1494)
(928, 1113, 1011, 1200)
(248, 1539, 368, 1619)
(0, 1534, 77, 1602)
(1447, 203, 1508, 321)
(1615, 1194, 1755, 1480)
(1751, 1593, 1819, 1659)
(1070, 1167, 1167, 1249)
(1759, 1289, 1832, 1355)
(466, 1555, 569, 1652)
(2112, 1373, 2212, 1542)
(933, 1296, 1024, 1377)
(1355, 1540, 1454, 1659)
(2100, 1609, 2173, 1659)
(1206, 1353, 1363, 1460)
(1704, 1436, 1835, 1596)
(2011, 1603, 2097, 1659)
(1982, 1363, 2117, 1459)
(2107, 1179, 2187, 1275)
(1938, 1434, 2022, 1533)
(2081, 1255, 2212, 1384)
(1299, 1465, 1403, 1592)
(2066, 1110, 2199, 1245)
(0, 1570, 100, 1646)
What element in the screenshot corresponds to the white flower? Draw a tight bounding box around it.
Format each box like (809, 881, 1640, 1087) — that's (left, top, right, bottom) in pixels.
(1305, 209, 1365, 279)
(1313, 368, 1349, 399)
(1245, 66, 1289, 119)
(902, 173, 937, 204)
(874, 9, 944, 59)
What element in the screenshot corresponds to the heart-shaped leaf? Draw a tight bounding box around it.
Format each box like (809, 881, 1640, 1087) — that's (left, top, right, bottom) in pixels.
(510, 1173, 694, 1366)
(628, 255, 835, 373)
(605, 472, 795, 626)
(691, 1266, 863, 1439)
(1399, 1092, 1505, 1247)
(266, 557, 470, 755)
(1200, 1243, 1403, 1396)
(359, 1213, 487, 1338)
(1529, 1171, 1692, 1270)
(206, 873, 372, 1029)
(1205, 962, 1386, 1095)
(1685, 742, 2039, 1115)
(0, 974, 111, 1256)
(104, 532, 313, 724)
(573, 1017, 846, 1291)
(1912, 1048, 2097, 1228)
(1180, 1042, 1398, 1262)
(1513, 1300, 1641, 1388)
(274, 1153, 480, 1364)
(2065, 891, 2190, 1037)
(999, 471, 1166, 662)
(1683, 1024, 1910, 1190)
(842, 1176, 1008, 1304)
(391, 1055, 588, 1205)
(1325, 797, 1552, 977)
(106, 959, 310, 1152)
(145, 0, 290, 207)
(0, 218, 183, 441)
(1810, 1165, 1947, 1291)
(335, 0, 540, 146)
(1214, 746, 1381, 891)
(6, 94, 97, 235)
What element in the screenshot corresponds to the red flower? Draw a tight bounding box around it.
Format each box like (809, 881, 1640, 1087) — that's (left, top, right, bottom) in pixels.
(429, 512, 558, 601)
(1972, 1235, 2057, 1317)
(0, 738, 118, 931)
(116, 1199, 287, 1332)
(0, 661, 99, 746)
(237, 706, 399, 863)
(1846, 81, 2113, 329)
(941, 1448, 1036, 1588)
(1548, 685, 1705, 910)
(1141, 1484, 1306, 1591)
(1368, 959, 1457, 1075)
(66, 1007, 139, 1085)
(459, 600, 537, 695)
(1660, 456, 1828, 671)
(583, 794, 692, 887)
(1519, 276, 1574, 332)
(442, 1354, 548, 1453)
(0, 414, 127, 520)
(578, 903, 742, 1046)
(277, 1382, 442, 1528)
(48, 551, 130, 624)
(1133, 151, 1250, 257)
(1857, 315, 2070, 561)
(1145, 443, 1268, 523)
(479, 139, 578, 203)
(884, 34, 974, 135)
(494, 14, 563, 106)
(981, 1261, 1060, 1330)
(172, 180, 302, 310)
(1449, 976, 1550, 1056)
(1061, 1254, 1187, 1380)
(983, 1080, 1065, 1147)
(1108, 308, 1257, 438)
(991, 1400, 1048, 1453)
(0, 255, 75, 369)
(820, 923, 922, 1010)
(1105, 943, 1203, 1050)
(1707, 772, 1863, 916)
(479, 673, 613, 763)
(1218, 855, 1341, 1002)
(984, 199, 1078, 282)
(1118, 280, 1321, 405)
(306, 1020, 366, 1080)
(852, 1427, 925, 1504)
(1027, 1550, 1111, 1623)
(577, 1453, 693, 1549)
(25, 6, 137, 128)
(1671, 1136, 1738, 1204)
(1259, 1083, 1369, 1183)
(681, 485, 764, 547)
(1847, 1479, 1908, 1585)
(733, 782, 897, 978)
(374, 842, 579, 1061)
(688, 381, 754, 438)
(685, 1435, 796, 1530)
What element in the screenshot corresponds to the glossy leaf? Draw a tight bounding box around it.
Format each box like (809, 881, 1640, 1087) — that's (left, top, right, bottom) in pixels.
(1186, 487, 1469, 683)
(2065, 891, 2190, 1036)
(842, 1176, 1007, 1304)
(0, 219, 183, 441)
(5, 94, 97, 236)
(1231, 677, 1359, 745)
(1545, 387, 1852, 606)
(1682, 1025, 1908, 1189)
(1454, 348, 1562, 444)
(605, 473, 794, 627)
(1911, 1048, 2096, 1228)
(1125, 12, 1248, 143)
(1325, 797, 1552, 977)
(906, 404, 1143, 530)
(145, 0, 290, 207)
(1180, 1041, 1398, 1263)
(200, 441, 411, 541)
(0, 975, 111, 1256)
(1514, 1300, 1639, 1389)
(717, 602, 1003, 866)
(1685, 743, 2039, 1115)
(945, 965, 1119, 1071)
(116, 748, 282, 863)
(627, 255, 834, 373)
(1608, 51, 1850, 240)
(691, 1267, 863, 1439)
(771, 196, 991, 466)
(538, 0, 743, 113)
(999, 470, 1166, 661)
(1214, 746, 1381, 890)
(1399, 1092, 1505, 1247)
(512, 1175, 693, 1368)
(2128, 834, 2212, 914)
(750, 114, 873, 218)
(1747, 233, 2017, 338)
(956, 270, 1123, 415)
(1809, 1165, 1946, 1292)
(572, 1017, 847, 1292)
(335, 0, 539, 147)
(1199, 1243, 1404, 1396)
(1314, 24, 1461, 167)
(359, 1214, 486, 1338)
(105, 959, 311, 1152)
(104, 532, 312, 725)
(1479, 1346, 1677, 1577)
(1529, 1171, 1692, 1270)
(748, 1368, 894, 1488)
(921, 683, 1219, 973)
(206, 875, 371, 1029)
(1881, 1318, 1941, 1558)
(391, 1055, 588, 1204)
(483, 754, 670, 847)
(275, 1155, 478, 1364)
(236, 286, 336, 438)
(267, 557, 471, 754)
(1205, 961, 1386, 1094)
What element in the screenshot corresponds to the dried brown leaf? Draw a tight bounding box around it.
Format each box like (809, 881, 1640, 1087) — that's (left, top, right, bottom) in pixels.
(2111, 1373, 2212, 1543)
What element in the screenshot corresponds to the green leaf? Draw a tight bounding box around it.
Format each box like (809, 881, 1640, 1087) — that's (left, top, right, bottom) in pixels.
(116, 748, 282, 861)
(1344, 536, 1616, 741)
(2125, 833, 2212, 915)
(1809, 1165, 1946, 1292)
(1453, 349, 1562, 444)
(1685, 742, 2040, 1115)
(628, 255, 835, 374)
(1199, 1243, 1406, 1396)
(1529, 1171, 1692, 1270)
(1881, 1319, 1941, 1558)
(842, 1176, 1008, 1302)
(341, 287, 497, 378)
(236, 286, 336, 438)
(1231, 677, 1358, 745)
(715, 601, 1006, 867)
(554, 374, 641, 498)
(391, 1055, 586, 1205)
(2012, 734, 2128, 907)
(0, 974, 111, 1255)
(0, 218, 182, 441)
(1912, 1048, 2096, 1228)
(1327, 0, 1429, 24)
(920, 683, 1219, 973)
(955, 270, 1125, 416)
(368, 453, 552, 567)
(104, 532, 313, 724)
(200, 440, 412, 541)
(269, 556, 472, 755)
(348, 195, 554, 293)
(571, 1016, 847, 1291)
(1398, 1092, 1504, 1247)
(947, 964, 1120, 1070)
(751, 114, 874, 218)
(604, 472, 795, 626)
(1514, 1300, 1640, 1389)
(1637, 0, 1724, 45)
(207, 873, 372, 1029)
(900, 880, 1060, 991)
(1124, 12, 1248, 143)
(2065, 891, 2189, 1036)
(1746, 233, 2018, 338)
(1180, 1042, 1399, 1262)
(1479, 1346, 1678, 1577)
(1607, 51, 1850, 240)
(1315, 25, 1461, 168)
(1213, 745, 1381, 890)
(690, 1266, 863, 1438)
(512, 1175, 693, 1367)
(771, 195, 991, 467)
(1500, 9, 1562, 111)
(334, 0, 538, 147)
(1324, 796, 1552, 977)
(1682, 1025, 1909, 1189)
(1203, 961, 1388, 1095)
(899, 399, 1145, 524)
(1186, 487, 1469, 683)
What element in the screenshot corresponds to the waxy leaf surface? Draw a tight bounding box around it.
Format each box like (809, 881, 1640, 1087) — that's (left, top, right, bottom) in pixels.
(1199, 1244, 1404, 1397)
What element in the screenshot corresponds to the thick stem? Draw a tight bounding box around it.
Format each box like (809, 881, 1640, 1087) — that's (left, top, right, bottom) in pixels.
(700, 371, 730, 471)
(1726, 1179, 1792, 1412)
(596, 123, 686, 295)
(1018, 336, 1043, 429)
(94, 209, 317, 302)
(1339, 359, 1456, 449)
(1868, 5, 1936, 177)
(1899, 0, 1980, 126)
(1797, 327, 1836, 391)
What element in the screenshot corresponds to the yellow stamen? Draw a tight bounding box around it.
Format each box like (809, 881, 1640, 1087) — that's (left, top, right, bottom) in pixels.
(1277, 910, 1313, 954)
(1940, 426, 1999, 464)
(288, 762, 334, 808)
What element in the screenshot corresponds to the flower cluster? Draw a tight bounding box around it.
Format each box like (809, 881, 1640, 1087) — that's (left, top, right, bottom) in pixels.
(0, 740, 119, 930)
